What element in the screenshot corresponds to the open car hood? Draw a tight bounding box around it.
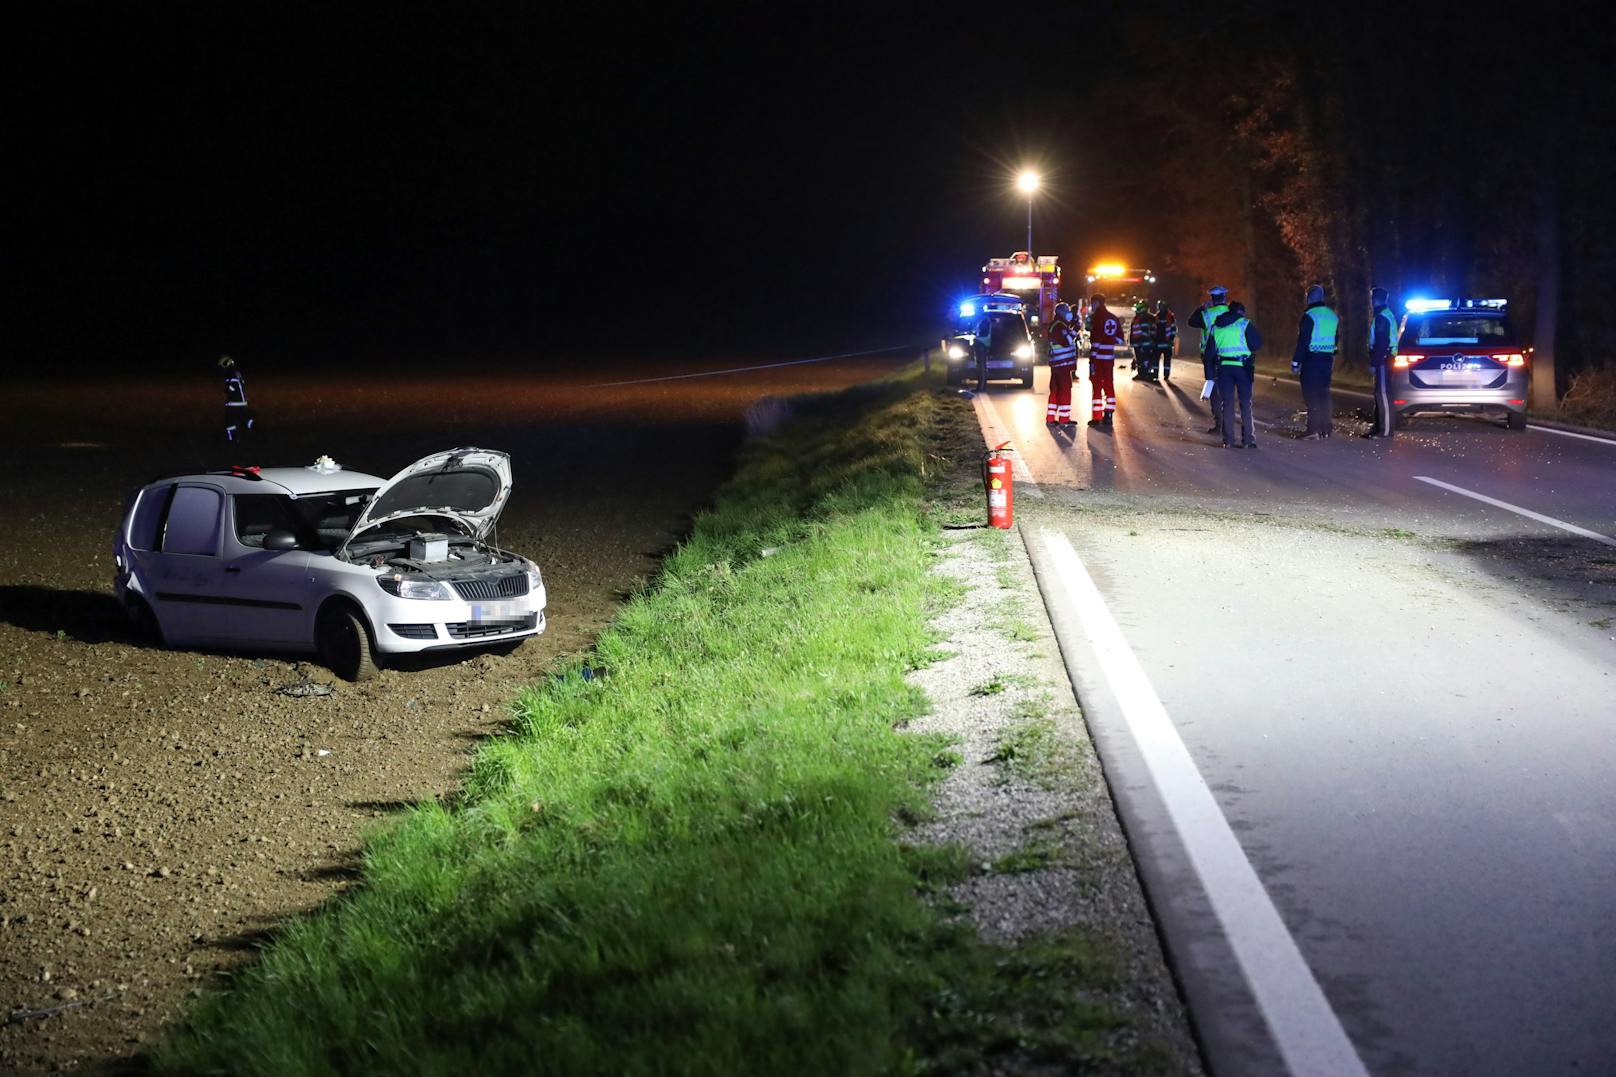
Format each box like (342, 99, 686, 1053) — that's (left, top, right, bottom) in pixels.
(339, 448, 512, 556)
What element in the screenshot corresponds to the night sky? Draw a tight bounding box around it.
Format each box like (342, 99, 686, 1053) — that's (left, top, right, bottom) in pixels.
(10, 3, 1146, 370)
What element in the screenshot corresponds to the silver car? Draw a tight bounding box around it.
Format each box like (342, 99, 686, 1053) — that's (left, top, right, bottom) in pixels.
(112, 448, 547, 679)
(1391, 300, 1530, 430)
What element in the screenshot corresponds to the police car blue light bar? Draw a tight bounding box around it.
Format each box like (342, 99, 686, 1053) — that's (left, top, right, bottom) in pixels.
(1405, 297, 1509, 313)
(959, 302, 977, 318)
(1404, 297, 1449, 313)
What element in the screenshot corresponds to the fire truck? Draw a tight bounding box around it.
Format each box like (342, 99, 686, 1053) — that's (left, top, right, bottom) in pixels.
(1082, 263, 1158, 357)
(981, 252, 1061, 329)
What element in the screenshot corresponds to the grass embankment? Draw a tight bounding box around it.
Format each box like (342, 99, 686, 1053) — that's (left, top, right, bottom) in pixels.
(153, 378, 1142, 1074)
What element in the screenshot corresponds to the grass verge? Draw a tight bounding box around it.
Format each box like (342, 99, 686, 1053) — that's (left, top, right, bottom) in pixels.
(151, 376, 1139, 1075)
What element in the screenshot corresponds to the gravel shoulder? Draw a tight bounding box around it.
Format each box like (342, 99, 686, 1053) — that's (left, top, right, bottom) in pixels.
(906, 523, 1204, 1074)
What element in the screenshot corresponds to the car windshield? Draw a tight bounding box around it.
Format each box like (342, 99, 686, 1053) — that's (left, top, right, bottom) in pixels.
(234, 490, 374, 550)
(1407, 313, 1511, 346)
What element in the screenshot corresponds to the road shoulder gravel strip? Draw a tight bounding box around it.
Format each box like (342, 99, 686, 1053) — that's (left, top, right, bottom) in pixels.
(906, 524, 1203, 1074)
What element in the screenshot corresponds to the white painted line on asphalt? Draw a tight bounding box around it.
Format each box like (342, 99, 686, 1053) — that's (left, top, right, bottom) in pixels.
(1529, 424, 1616, 447)
(580, 346, 909, 388)
(972, 393, 1043, 498)
(1037, 528, 1370, 1077)
(1413, 476, 1616, 547)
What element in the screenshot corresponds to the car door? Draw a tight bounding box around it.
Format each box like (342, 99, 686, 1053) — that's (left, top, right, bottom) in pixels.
(146, 483, 231, 643)
(222, 494, 314, 645)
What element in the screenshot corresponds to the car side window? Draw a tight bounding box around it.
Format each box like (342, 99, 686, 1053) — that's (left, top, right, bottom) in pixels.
(162, 486, 223, 556)
(232, 494, 301, 548)
(127, 484, 174, 552)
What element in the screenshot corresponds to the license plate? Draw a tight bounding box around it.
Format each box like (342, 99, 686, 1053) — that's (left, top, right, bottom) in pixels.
(470, 602, 516, 622)
(986, 360, 1015, 369)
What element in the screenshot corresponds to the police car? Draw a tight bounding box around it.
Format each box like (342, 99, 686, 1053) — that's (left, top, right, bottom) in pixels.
(1392, 298, 1530, 431)
(112, 448, 547, 680)
(943, 293, 1037, 388)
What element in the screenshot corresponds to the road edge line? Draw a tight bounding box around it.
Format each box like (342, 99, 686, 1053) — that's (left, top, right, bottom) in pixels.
(1021, 526, 1370, 1077)
(1412, 476, 1616, 547)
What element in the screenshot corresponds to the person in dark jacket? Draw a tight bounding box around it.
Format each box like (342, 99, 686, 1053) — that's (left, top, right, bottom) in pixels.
(1368, 287, 1399, 438)
(1155, 300, 1177, 380)
(219, 355, 255, 443)
(1207, 301, 1263, 448)
(1293, 284, 1340, 439)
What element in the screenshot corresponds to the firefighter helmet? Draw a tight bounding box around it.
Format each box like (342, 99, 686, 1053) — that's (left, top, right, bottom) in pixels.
(217, 355, 237, 369)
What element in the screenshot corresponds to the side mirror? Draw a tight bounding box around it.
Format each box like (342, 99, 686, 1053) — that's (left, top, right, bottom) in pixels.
(263, 530, 299, 551)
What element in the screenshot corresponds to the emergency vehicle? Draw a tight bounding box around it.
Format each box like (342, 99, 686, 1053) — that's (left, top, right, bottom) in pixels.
(982, 252, 1061, 329)
(1083, 263, 1158, 357)
(1392, 298, 1530, 431)
(943, 293, 1037, 388)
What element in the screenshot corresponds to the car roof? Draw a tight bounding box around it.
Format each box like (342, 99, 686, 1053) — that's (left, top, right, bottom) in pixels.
(144, 466, 387, 497)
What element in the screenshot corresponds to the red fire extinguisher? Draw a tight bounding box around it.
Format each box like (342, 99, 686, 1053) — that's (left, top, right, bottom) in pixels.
(983, 441, 1014, 529)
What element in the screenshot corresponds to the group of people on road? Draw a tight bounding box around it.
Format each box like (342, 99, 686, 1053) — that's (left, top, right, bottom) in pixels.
(1043, 294, 1166, 429)
(1127, 299, 1176, 383)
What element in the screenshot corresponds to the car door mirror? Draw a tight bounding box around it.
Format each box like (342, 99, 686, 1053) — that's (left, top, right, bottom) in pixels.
(263, 530, 299, 551)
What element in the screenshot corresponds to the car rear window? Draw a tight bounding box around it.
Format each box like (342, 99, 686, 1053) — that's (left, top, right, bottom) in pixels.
(163, 486, 223, 556)
(1406, 314, 1510, 346)
(127, 484, 173, 551)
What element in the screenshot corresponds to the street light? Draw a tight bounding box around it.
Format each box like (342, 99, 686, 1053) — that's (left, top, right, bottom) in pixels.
(1017, 170, 1040, 253)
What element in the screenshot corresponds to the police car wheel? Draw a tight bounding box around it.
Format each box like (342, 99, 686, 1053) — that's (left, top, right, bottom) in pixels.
(317, 604, 378, 682)
(1506, 411, 1527, 431)
(1019, 371, 1034, 389)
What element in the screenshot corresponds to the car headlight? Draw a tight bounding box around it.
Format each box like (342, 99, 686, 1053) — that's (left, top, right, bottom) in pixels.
(525, 564, 544, 595)
(947, 345, 966, 360)
(1015, 344, 1034, 359)
(376, 574, 454, 600)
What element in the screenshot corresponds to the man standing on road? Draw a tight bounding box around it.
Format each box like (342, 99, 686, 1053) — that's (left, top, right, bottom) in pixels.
(1086, 293, 1125, 427)
(219, 355, 255, 443)
(1368, 286, 1399, 438)
(1046, 302, 1079, 426)
(1130, 301, 1159, 382)
(1294, 284, 1339, 439)
(1190, 286, 1231, 436)
(1155, 299, 1177, 381)
(1210, 300, 1262, 448)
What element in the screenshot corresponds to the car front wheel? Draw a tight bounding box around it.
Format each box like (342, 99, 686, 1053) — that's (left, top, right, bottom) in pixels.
(317, 604, 378, 682)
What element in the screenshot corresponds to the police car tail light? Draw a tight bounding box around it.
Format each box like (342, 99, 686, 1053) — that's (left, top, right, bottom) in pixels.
(1392, 353, 1423, 368)
(1492, 353, 1526, 367)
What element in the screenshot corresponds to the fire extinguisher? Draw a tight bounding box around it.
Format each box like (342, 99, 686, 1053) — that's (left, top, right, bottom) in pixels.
(983, 441, 1014, 529)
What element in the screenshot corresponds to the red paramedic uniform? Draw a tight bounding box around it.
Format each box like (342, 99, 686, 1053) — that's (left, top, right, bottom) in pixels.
(1087, 303, 1125, 422)
(1046, 319, 1079, 424)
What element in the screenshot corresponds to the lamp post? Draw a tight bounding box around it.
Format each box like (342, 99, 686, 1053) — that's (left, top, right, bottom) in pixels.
(1017, 170, 1040, 253)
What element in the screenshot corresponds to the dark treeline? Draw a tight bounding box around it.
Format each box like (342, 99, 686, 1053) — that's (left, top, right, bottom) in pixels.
(1085, 4, 1612, 397)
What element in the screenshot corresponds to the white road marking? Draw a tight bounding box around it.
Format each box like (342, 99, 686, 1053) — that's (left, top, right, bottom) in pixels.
(1413, 476, 1616, 547)
(1035, 527, 1370, 1077)
(1529, 424, 1616, 447)
(971, 393, 1043, 497)
(580, 346, 909, 388)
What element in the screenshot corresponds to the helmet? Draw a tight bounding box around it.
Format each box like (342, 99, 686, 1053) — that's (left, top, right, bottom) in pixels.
(1054, 302, 1072, 321)
(1153, 299, 1167, 312)
(1370, 286, 1388, 305)
(1209, 285, 1228, 299)
(1305, 284, 1326, 305)
(217, 355, 236, 369)
(1134, 301, 1147, 313)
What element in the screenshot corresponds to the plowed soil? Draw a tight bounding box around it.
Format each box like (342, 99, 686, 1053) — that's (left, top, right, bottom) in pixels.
(0, 354, 906, 1073)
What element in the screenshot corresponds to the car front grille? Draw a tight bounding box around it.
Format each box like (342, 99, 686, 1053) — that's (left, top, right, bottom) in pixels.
(446, 614, 538, 640)
(389, 623, 438, 640)
(450, 574, 530, 601)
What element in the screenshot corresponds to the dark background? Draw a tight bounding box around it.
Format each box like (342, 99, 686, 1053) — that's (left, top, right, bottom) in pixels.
(7, 2, 1612, 377)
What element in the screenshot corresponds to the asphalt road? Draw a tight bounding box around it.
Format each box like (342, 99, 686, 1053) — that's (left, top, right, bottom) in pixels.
(975, 364, 1616, 1077)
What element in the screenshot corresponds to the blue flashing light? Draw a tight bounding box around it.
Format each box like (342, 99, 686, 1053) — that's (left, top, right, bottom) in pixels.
(958, 302, 977, 318)
(1404, 298, 1452, 313)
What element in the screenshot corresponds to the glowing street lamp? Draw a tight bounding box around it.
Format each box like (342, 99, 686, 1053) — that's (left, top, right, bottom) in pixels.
(1017, 170, 1040, 253)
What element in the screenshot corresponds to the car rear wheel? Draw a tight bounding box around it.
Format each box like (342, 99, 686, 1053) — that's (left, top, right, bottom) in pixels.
(317, 604, 378, 682)
(126, 595, 164, 647)
(1506, 411, 1527, 431)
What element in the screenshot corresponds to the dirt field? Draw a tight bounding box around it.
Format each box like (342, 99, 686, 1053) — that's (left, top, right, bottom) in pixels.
(0, 355, 906, 1073)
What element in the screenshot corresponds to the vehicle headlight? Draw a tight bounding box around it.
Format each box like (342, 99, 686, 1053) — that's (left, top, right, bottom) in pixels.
(1015, 344, 1034, 359)
(525, 564, 544, 595)
(947, 345, 966, 360)
(376, 574, 453, 600)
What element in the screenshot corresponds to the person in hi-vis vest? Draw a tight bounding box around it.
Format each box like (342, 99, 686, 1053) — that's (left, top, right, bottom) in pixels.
(1293, 284, 1339, 439)
(1368, 287, 1399, 438)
